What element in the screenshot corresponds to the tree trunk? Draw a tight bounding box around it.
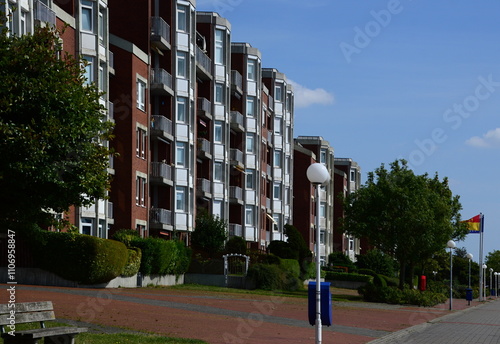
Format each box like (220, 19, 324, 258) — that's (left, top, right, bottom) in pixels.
(399, 261, 406, 290)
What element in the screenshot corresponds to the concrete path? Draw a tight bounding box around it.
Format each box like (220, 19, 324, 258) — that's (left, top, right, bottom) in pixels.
(370, 299, 500, 343)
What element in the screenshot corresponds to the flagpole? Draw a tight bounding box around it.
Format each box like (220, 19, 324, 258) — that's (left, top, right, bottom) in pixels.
(479, 213, 484, 301)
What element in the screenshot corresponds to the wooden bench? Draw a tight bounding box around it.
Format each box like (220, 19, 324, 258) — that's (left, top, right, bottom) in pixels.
(0, 301, 87, 344)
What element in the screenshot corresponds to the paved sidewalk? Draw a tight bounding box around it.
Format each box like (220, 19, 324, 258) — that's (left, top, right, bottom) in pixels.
(370, 299, 500, 343)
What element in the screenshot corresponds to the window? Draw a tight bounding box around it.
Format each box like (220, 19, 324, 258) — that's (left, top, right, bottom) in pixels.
(98, 64, 105, 92)
(274, 118, 282, 135)
(176, 186, 187, 211)
(320, 202, 326, 217)
(273, 183, 281, 200)
(247, 59, 256, 81)
(274, 151, 282, 168)
(98, 10, 104, 44)
(320, 230, 325, 244)
(83, 56, 94, 85)
(320, 150, 327, 164)
(275, 84, 283, 102)
(177, 51, 188, 78)
(245, 206, 255, 226)
(135, 176, 146, 206)
(136, 79, 146, 111)
(176, 97, 187, 122)
(81, 218, 92, 235)
(215, 29, 225, 65)
(246, 133, 255, 153)
(215, 84, 224, 104)
(246, 169, 255, 189)
(177, 5, 188, 32)
(20, 11, 27, 35)
(81, 0, 94, 32)
(176, 142, 187, 167)
(214, 122, 223, 143)
(214, 162, 223, 182)
(350, 169, 356, 183)
(136, 128, 146, 159)
(273, 215, 281, 231)
(246, 97, 255, 117)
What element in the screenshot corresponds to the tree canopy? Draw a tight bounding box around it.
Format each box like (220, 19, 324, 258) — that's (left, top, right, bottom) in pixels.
(342, 159, 468, 288)
(485, 250, 500, 273)
(191, 212, 227, 257)
(0, 26, 113, 230)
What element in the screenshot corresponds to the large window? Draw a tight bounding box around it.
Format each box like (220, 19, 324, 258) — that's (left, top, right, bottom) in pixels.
(215, 84, 224, 104)
(214, 122, 223, 143)
(176, 142, 187, 167)
(246, 169, 255, 189)
(246, 133, 255, 153)
(176, 186, 187, 211)
(176, 97, 187, 122)
(320, 150, 327, 164)
(83, 56, 94, 85)
(245, 205, 255, 226)
(273, 183, 281, 200)
(214, 162, 223, 182)
(136, 79, 146, 111)
(215, 29, 225, 65)
(135, 176, 146, 206)
(246, 97, 255, 117)
(275, 84, 283, 102)
(177, 5, 188, 32)
(177, 52, 188, 78)
(247, 59, 257, 81)
(81, 0, 94, 32)
(274, 151, 282, 168)
(136, 128, 147, 159)
(98, 10, 104, 44)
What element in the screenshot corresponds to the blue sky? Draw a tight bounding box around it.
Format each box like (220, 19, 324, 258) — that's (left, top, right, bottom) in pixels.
(197, 0, 500, 264)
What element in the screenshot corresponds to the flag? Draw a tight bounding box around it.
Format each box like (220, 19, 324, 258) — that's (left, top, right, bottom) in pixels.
(462, 214, 482, 233)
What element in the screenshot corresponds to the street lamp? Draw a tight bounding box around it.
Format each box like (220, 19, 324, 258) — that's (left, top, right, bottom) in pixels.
(307, 163, 330, 344)
(466, 253, 473, 289)
(490, 268, 494, 297)
(495, 272, 499, 298)
(447, 240, 456, 310)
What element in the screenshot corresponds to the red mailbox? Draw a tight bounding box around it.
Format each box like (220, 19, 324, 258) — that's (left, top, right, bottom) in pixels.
(418, 275, 427, 291)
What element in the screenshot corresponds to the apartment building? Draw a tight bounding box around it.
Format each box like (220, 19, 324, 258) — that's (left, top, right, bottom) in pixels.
(293, 136, 335, 265)
(334, 158, 362, 261)
(2, 0, 115, 238)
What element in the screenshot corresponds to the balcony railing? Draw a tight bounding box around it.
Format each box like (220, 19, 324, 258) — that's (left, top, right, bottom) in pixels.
(197, 178, 211, 194)
(229, 186, 243, 200)
(196, 46, 212, 77)
(34, 0, 56, 26)
(150, 68, 173, 95)
(151, 16, 171, 50)
(197, 138, 211, 156)
(151, 162, 172, 180)
(230, 111, 244, 131)
(150, 208, 172, 225)
(229, 223, 243, 237)
(151, 115, 173, 137)
(197, 97, 211, 118)
(231, 70, 243, 95)
(230, 149, 243, 167)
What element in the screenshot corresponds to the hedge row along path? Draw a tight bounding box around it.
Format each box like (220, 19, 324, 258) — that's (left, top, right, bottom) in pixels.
(5, 284, 483, 344)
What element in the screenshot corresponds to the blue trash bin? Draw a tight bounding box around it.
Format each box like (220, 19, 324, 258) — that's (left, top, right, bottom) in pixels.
(308, 282, 332, 326)
(465, 288, 473, 302)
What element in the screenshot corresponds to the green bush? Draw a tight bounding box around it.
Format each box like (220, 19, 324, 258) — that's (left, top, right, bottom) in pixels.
(225, 236, 247, 254)
(31, 230, 128, 284)
(112, 229, 140, 247)
(268, 240, 298, 260)
(358, 283, 447, 307)
(324, 271, 373, 283)
(121, 247, 142, 277)
(328, 252, 356, 272)
(130, 237, 190, 276)
(247, 263, 302, 291)
(355, 249, 397, 277)
(280, 259, 300, 279)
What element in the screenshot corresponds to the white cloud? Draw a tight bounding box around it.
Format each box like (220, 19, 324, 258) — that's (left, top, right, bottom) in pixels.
(288, 80, 334, 108)
(465, 128, 500, 148)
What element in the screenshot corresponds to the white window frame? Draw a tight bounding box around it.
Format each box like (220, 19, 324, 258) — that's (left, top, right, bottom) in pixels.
(275, 84, 283, 102)
(215, 83, 224, 104)
(274, 151, 282, 168)
(136, 127, 147, 159)
(245, 169, 255, 189)
(273, 183, 281, 200)
(176, 96, 187, 122)
(98, 9, 104, 44)
(245, 205, 255, 226)
(177, 51, 188, 78)
(176, 142, 187, 167)
(176, 186, 187, 211)
(214, 122, 223, 143)
(83, 56, 94, 85)
(247, 59, 256, 81)
(81, 0, 94, 33)
(177, 5, 188, 32)
(246, 133, 255, 153)
(135, 176, 146, 206)
(214, 161, 223, 182)
(136, 78, 146, 111)
(215, 29, 224, 65)
(246, 97, 255, 117)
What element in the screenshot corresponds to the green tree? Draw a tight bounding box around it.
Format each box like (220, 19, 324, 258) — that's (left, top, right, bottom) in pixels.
(342, 160, 468, 289)
(191, 212, 227, 257)
(0, 25, 113, 230)
(485, 250, 500, 273)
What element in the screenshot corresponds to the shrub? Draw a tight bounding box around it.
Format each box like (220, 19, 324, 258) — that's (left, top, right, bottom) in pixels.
(247, 262, 302, 291)
(358, 283, 447, 307)
(121, 247, 142, 277)
(355, 249, 397, 277)
(112, 229, 140, 247)
(324, 271, 373, 283)
(225, 236, 247, 254)
(32, 230, 128, 284)
(268, 240, 298, 260)
(328, 252, 356, 272)
(280, 259, 301, 279)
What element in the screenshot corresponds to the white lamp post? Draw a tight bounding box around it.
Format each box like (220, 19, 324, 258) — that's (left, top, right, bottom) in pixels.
(307, 163, 330, 344)
(495, 272, 499, 298)
(447, 240, 456, 310)
(490, 268, 494, 297)
(466, 253, 473, 289)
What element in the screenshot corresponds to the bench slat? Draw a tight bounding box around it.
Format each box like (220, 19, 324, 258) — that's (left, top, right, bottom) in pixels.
(0, 311, 55, 326)
(1, 326, 88, 339)
(0, 301, 53, 314)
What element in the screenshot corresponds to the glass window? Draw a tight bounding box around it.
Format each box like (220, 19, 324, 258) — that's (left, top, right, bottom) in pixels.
(246, 97, 255, 117)
(135, 176, 146, 206)
(273, 215, 281, 231)
(247, 59, 256, 81)
(177, 5, 188, 32)
(274, 151, 282, 168)
(214, 122, 223, 143)
(176, 186, 187, 211)
(274, 118, 282, 135)
(215, 84, 224, 104)
(81, 0, 94, 32)
(214, 162, 223, 182)
(177, 97, 187, 122)
(177, 52, 188, 78)
(246, 169, 255, 189)
(273, 183, 281, 200)
(98, 64, 105, 92)
(320, 202, 326, 217)
(83, 56, 94, 85)
(215, 29, 225, 65)
(176, 142, 187, 167)
(350, 169, 356, 182)
(275, 84, 283, 102)
(245, 206, 254, 226)
(136, 128, 146, 159)
(320, 150, 327, 164)
(98, 10, 104, 44)
(20, 11, 27, 35)
(246, 133, 255, 153)
(136, 79, 146, 111)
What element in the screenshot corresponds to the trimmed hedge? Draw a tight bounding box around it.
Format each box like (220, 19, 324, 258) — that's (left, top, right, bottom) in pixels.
(31, 230, 128, 284)
(324, 271, 373, 283)
(121, 247, 142, 277)
(247, 263, 301, 291)
(358, 283, 448, 307)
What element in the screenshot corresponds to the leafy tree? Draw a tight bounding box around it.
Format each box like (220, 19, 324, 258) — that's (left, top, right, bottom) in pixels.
(342, 160, 468, 289)
(225, 236, 247, 254)
(0, 25, 113, 231)
(485, 250, 500, 273)
(191, 212, 227, 257)
(355, 249, 397, 277)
